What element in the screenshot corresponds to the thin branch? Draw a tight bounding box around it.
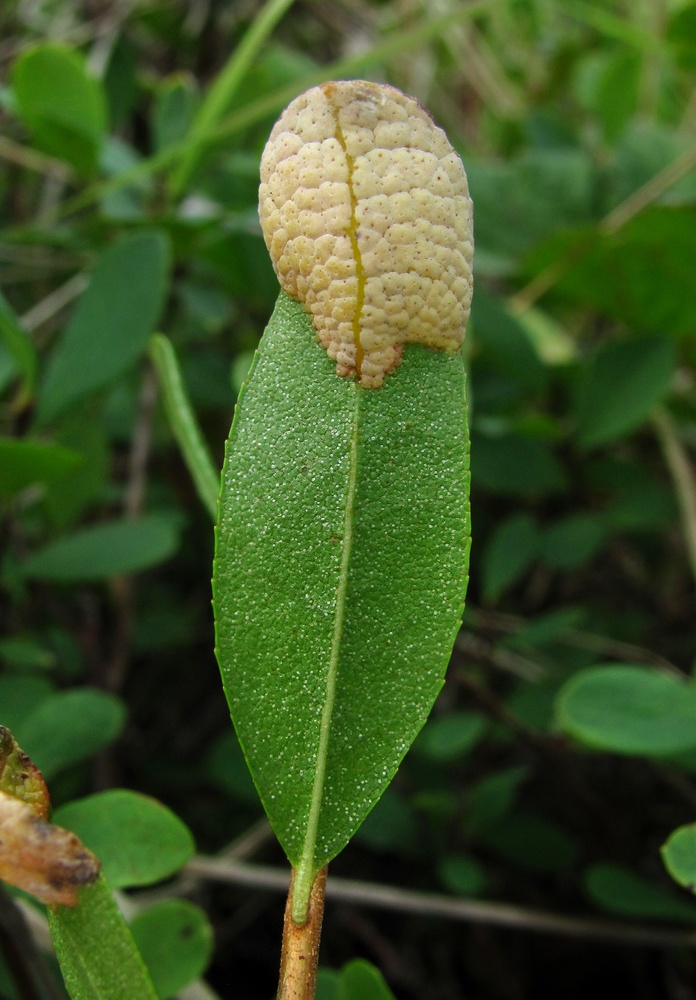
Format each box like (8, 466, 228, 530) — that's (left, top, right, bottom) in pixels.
(0, 136, 73, 181)
(20, 273, 89, 333)
(183, 857, 696, 950)
(652, 408, 696, 586)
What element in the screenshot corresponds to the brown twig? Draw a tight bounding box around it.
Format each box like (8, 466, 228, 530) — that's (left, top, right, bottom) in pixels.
(184, 856, 696, 951)
(277, 867, 327, 1000)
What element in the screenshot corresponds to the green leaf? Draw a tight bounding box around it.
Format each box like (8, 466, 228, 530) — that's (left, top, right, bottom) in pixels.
(540, 513, 605, 571)
(471, 291, 547, 391)
(464, 765, 529, 836)
(36, 232, 170, 425)
(556, 665, 696, 756)
(152, 74, 199, 152)
(11, 44, 107, 175)
(149, 334, 219, 522)
(438, 853, 488, 896)
(574, 336, 676, 449)
(471, 432, 566, 497)
(662, 824, 696, 892)
(213, 292, 470, 920)
(49, 872, 159, 1000)
(0, 675, 53, 733)
(54, 790, 195, 889)
(17, 688, 126, 779)
(481, 813, 578, 872)
(353, 790, 419, 855)
(481, 513, 541, 602)
(337, 959, 397, 1000)
(0, 438, 82, 498)
(129, 900, 213, 999)
(0, 291, 37, 400)
(22, 515, 180, 582)
(584, 863, 696, 923)
(413, 711, 488, 762)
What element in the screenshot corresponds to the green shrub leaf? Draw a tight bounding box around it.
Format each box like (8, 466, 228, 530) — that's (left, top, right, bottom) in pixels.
(0, 438, 82, 498)
(54, 789, 195, 888)
(129, 900, 214, 999)
(585, 863, 696, 922)
(662, 824, 696, 893)
(574, 336, 676, 448)
(49, 873, 159, 1000)
(22, 515, 180, 582)
(17, 689, 126, 779)
(11, 44, 107, 176)
(36, 232, 170, 425)
(213, 291, 470, 919)
(556, 665, 696, 756)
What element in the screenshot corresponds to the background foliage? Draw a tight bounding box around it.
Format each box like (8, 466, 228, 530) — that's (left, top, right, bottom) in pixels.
(1, 1, 696, 998)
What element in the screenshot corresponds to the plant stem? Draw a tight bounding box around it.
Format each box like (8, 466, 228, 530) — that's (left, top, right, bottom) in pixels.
(277, 867, 327, 1000)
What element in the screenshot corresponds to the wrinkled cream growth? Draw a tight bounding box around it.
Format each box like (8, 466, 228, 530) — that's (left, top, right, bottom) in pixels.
(259, 80, 474, 388)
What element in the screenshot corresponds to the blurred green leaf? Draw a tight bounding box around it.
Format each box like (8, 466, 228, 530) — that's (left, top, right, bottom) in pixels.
(541, 514, 605, 571)
(481, 813, 579, 872)
(152, 74, 199, 153)
(0, 291, 36, 400)
(129, 900, 214, 999)
(11, 43, 107, 175)
(585, 863, 696, 922)
(413, 712, 488, 762)
(438, 853, 488, 896)
(55, 789, 195, 888)
(337, 959, 397, 1000)
(354, 789, 419, 855)
(465, 765, 529, 835)
(0, 675, 53, 733)
(17, 688, 126, 779)
(471, 292, 547, 391)
(556, 665, 696, 756)
(36, 232, 170, 425)
(0, 438, 82, 498)
(471, 433, 566, 496)
(574, 336, 676, 448)
(662, 824, 696, 892)
(481, 513, 541, 601)
(22, 515, 180, 582)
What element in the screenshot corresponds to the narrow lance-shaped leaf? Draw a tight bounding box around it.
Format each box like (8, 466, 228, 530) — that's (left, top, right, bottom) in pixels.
(213, 81, 473, 921)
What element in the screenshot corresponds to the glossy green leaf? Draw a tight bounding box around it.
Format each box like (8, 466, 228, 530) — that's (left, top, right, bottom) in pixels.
(662, 824, 696, 892)
(213, 291, 470, 919)
(11, 44, 107, 176)
(22, 514, 180, 582)
(17, 688, 126, 779)
(0, 438, 82, 498)
(54, 790, 195, 889)
(337, 960, 397, 1000)
(574, 336, 676, 448)
(129, 900, 214, 999)
(36, 232, 170, 425)
(584, 863, 696, 922)
(481, 513, 541, 601)
(556, 665, 696, 756)
(49, 873, 158, 1000)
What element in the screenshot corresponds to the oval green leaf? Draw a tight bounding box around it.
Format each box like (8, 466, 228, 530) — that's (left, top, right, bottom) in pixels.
(574, 335, 676, 449)
(0, 438, 82, 498)
(22, 514, 179, 582)
(337, 959, 397, 1000)
(49, 873, 158, 1000)
(18, 689, 126, 779)
(129, 900, 214, 999)
(11, 43, 107, 175)
(556, 665, 696, 756)
(662, 824, 696, 893)
(54, 790, 195, 889)
(213, 291, 470, 918)
(36, 232, 170, 426)
(585, 863, 696, 923)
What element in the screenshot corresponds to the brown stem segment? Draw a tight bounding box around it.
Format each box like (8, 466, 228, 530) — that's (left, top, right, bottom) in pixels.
(277, 866, 328, 1000)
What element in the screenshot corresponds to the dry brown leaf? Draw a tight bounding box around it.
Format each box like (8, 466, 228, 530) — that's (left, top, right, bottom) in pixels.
(0, 789, 100, 907)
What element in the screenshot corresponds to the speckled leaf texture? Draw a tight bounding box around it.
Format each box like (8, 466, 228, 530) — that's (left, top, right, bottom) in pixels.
(213, 290, 470, 904)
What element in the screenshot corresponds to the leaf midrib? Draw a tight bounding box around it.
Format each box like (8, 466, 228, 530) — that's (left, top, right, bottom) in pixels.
(291, 387, 360, 923)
